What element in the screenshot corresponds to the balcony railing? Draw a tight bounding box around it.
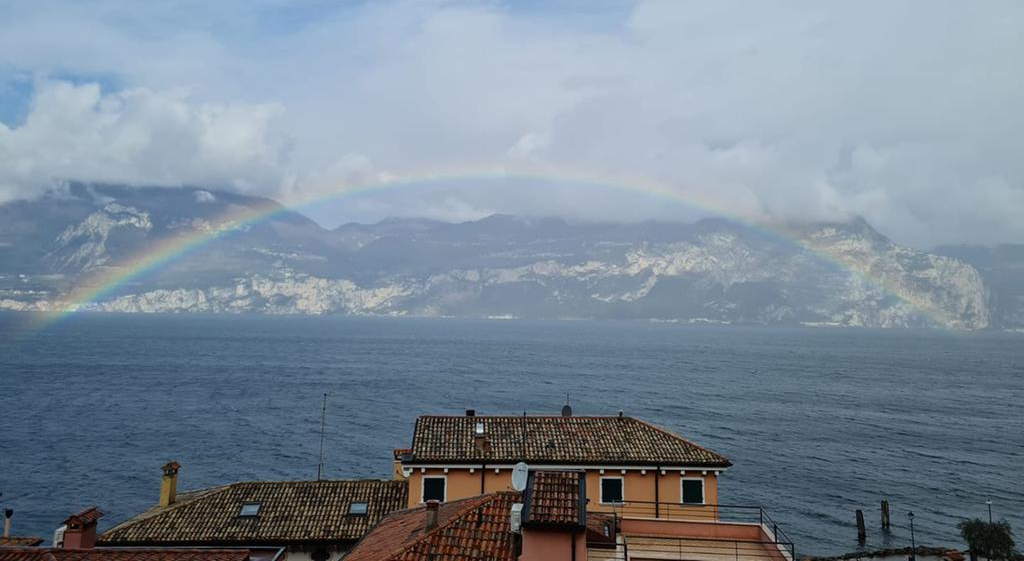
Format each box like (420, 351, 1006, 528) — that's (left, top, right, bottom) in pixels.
(589, 534, 796, 561)
(601, 502, 796, 560)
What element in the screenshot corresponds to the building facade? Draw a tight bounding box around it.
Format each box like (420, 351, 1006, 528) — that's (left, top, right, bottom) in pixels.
(394, 412, 731, 519)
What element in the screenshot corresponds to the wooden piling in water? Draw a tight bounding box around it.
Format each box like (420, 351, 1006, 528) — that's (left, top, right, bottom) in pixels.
(881, 500, 890, 530)
(856, 509, 866, 541)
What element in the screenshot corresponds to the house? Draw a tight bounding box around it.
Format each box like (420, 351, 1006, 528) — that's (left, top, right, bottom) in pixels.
(97, 462, 407, 561)
(348, 468, 794, 561)
(0, 547, 271, 561)
(394, 410, 732, 517)
(0, 507, 282, 561)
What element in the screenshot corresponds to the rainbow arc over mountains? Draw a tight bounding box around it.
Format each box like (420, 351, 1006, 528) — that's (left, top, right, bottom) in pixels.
(35, 163, 950, 328)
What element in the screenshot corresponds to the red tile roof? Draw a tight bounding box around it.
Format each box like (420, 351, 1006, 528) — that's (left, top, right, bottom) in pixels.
(0, 538, 45, 547)
(0, 548, 252, 561)
(345, 493, 521, 561)
(523, 471, 584, 527)
(408, 416, 731, 467)
(64, 508, 102, 527)
(99, 480, 407, 546)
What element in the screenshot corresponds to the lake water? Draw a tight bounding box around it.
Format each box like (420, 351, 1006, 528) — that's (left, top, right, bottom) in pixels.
(1, 313, 1021, 555)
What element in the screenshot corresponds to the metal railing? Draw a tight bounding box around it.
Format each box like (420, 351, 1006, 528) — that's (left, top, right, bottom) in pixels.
(599, 502, 796, 560)
(615, 534, 796, 561)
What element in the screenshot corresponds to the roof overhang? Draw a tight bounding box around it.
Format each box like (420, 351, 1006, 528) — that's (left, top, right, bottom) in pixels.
(400, 462, 730, 472)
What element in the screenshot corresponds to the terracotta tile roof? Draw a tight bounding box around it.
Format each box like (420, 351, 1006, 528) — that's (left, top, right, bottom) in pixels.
(522, 471, 585, 527)
(408, 416, 731, 467)
(99, 480, 407, 546)
(585, 512, 617, 548)
(345, 492, 521, 561)
(392, 449, 411, 461)
(64, 508, 103, 527)
(0, 548, 252, 561)
(0, 538, 45, 547)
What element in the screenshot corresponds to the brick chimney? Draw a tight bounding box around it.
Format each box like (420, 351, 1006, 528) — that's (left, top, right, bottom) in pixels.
(160, 461, 180, 507)
(424, 500, 440, 531)
(62, 507, 102, 549)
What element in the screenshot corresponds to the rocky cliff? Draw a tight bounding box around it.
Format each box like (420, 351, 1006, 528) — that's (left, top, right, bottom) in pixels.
(0, 184, 998, 330)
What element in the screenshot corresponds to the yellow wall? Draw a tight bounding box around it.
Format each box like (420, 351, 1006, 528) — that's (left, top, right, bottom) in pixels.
(402, 467, 720, 515)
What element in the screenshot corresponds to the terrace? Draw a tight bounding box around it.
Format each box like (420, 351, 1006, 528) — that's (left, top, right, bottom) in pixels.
(589, 502, 796, 561)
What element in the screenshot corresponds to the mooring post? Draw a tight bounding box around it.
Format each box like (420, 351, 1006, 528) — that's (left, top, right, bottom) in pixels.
(856, 509, 866, 541)
(882, 500, 891, 530)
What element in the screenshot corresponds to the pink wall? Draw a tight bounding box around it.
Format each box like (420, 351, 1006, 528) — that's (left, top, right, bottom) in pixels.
(521, 528, 587, 561)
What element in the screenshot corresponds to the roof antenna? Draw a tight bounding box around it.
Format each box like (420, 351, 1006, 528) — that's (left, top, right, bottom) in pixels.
(520, 410, 527, 461)
(561, 394, 572, 417)
(317, 393, 328, 481)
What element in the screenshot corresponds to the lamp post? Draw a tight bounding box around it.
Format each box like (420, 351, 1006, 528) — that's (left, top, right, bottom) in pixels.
(908, 512, 916, 561)
(986, 500, 992, 524)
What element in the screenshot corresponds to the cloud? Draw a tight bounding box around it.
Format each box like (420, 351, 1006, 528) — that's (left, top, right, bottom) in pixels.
(1, 0, 1023, 247)
(0, 81, 291, 200)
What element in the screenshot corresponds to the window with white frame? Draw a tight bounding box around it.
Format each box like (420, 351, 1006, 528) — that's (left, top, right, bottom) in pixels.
(422, 476, 446, 503)
(681, 477, 705, 504)
(600, 476, 624, 504)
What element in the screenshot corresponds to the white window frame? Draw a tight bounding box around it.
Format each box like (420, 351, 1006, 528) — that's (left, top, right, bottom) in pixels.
(599, 476, 624, 505)
(681, 477, 705, 505)
(421, 475, 447, 504)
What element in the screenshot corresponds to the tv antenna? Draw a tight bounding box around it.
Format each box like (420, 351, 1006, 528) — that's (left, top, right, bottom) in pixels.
(316, 393, 328, 481)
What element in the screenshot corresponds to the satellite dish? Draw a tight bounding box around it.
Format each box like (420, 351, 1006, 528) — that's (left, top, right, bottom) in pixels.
(511, 462, 529, 492)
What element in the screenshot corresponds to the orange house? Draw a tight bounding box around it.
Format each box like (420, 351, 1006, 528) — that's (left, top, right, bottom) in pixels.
(394, 410, 732, 520)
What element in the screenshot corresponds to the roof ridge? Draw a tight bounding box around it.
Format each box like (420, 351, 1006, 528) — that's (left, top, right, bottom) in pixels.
(418, 415, 630, 419)
(223, 478, 402, 485)
(100, 484, 232, 537)
(629, 417, 732, 465)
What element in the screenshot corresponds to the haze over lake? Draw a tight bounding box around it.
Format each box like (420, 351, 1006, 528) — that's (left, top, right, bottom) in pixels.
(1, 313, 1021, 555)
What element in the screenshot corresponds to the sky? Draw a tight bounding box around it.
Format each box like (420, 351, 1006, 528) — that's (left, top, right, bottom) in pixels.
(1, 0, 1022, 248)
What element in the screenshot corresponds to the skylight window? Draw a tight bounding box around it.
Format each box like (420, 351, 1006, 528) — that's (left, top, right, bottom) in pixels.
(348, 501, 369, 515)
(239, 502, 261, 517)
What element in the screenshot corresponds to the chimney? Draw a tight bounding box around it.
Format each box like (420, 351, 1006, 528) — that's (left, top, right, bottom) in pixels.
(62, 507, 102, 549)
(3, 509, 12, 538)
(465, 409, 476, 417)
(424, 500, 440, 531)
(393, 449, 412, 481)
(160, 461, 181, 507)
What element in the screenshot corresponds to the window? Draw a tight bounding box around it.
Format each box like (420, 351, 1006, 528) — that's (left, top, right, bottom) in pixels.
(239, 502, 261, 517)
(682, 478, 705, 504)
(600, 477, 623, 504)
(348, 501, 369, 515)
(422, 476, 446, 503)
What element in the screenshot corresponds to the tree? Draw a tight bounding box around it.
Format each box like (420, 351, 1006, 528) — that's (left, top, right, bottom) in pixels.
(958, 519, 1017, 561)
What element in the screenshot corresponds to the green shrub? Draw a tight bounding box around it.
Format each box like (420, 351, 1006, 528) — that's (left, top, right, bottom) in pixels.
(958, 519, 1017, 561)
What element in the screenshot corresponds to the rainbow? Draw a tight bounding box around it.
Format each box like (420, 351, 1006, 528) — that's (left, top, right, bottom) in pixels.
(34, 162, 949, 328)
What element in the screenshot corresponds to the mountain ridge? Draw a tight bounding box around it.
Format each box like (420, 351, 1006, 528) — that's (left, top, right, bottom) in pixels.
(0, 184, 1007, 330)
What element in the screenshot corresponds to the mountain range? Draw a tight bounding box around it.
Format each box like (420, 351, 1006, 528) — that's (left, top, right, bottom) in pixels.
(1, 183, 1019, 331)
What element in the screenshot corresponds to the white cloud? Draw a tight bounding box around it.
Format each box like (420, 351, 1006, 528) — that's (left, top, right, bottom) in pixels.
(1, 0, 1023, 247)
(0, 81, 290, 200)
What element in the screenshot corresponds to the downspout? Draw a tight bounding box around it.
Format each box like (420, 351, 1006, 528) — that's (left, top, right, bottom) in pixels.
(655, 465, 660, 518)
(571, 530, 577, 561)
(480, 462, 486, 494)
